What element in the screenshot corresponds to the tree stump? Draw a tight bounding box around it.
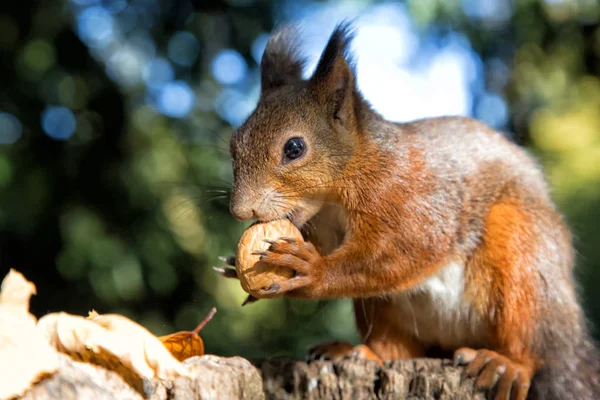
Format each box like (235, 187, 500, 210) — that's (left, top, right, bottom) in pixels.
(257, 358, 483, 399)
(17, 355, 486, 399)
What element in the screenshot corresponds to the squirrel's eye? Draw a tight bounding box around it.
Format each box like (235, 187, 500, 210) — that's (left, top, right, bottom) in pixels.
(283, 137, 306, 162)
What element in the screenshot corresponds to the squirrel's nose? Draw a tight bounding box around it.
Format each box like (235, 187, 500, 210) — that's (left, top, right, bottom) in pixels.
(230, 202, 256, 221)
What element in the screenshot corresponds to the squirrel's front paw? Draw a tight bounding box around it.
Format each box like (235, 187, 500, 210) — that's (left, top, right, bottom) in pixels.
(253, 237, 324, 297)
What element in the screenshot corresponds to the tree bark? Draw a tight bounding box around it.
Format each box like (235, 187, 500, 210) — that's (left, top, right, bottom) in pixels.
(258, 358, 484, 400)
(19, 355, 486, 399)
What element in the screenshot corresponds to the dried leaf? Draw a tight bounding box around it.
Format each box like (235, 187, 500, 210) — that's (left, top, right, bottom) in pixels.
(0, 269, 59, 399)
(90, 313, 188, 378)
(159, 307, 216, 361)
(38, 310, 189, 393)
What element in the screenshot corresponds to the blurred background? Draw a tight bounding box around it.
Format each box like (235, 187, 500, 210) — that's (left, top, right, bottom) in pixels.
(0, 0, 599, 359)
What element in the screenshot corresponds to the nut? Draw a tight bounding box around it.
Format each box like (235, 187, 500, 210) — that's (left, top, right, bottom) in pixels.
(236, 219, 303, 298)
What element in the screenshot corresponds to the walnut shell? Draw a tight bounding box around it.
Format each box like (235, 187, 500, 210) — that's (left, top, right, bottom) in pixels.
(236, 219, 303, 298)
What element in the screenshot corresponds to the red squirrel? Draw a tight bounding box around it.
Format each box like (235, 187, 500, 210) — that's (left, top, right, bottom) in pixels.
(221, 23, 600, 399)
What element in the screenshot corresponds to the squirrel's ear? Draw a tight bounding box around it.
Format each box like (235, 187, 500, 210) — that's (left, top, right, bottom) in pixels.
(309, 22, 358, 129)
(260, 25, 306, 92)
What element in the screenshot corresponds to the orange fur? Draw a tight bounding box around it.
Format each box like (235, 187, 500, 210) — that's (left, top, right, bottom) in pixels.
(465, 198, 539, 371)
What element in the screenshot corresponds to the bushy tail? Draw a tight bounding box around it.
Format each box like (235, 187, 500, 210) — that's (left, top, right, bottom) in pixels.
(529, 330, 600, 399)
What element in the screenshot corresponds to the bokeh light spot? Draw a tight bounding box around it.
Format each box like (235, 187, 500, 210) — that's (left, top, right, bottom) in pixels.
(462, 0, 513, 25)
(475, 92, 509, 129)
(143, 58, 174, 89)
(215, 88, 258, 127)
(0, 113, 23, 145)
(56, 247, 87, 280)
(41, 106, 77, 140)
(129, 32, 156, 59)
(167, 31, 200, 66)
(112, 255, 145, 301)
(58, 75, 90, 110)
(106, 45, 146, 87)
(76, 6, 115, 48)
(212, 49, 248, 85)
(21, 39, 56, 75)
(356, 2, 419, 66)
(542, 0, 576, 23)
(89, 268, 119, 302)
(156, 81, 195, 118)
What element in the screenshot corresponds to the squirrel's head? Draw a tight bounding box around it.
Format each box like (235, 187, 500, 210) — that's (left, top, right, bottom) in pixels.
(229, 22, 371, 227)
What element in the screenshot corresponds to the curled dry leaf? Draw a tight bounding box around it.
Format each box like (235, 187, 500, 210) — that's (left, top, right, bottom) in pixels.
(0, 269, 59, 400)
(90, 313, 189, 379)
(37, 310, 189, 393)
(159, 307, 216, 361)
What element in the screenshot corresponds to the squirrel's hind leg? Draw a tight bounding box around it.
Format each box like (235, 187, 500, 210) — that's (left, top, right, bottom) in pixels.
(306, 297, 426, 364)
(453, 347, 533, 400)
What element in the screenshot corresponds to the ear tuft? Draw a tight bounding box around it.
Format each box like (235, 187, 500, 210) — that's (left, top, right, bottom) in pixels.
(311, 21, 356, 82)
(260, 25, 307, 92)
(310, 21, 360, 129)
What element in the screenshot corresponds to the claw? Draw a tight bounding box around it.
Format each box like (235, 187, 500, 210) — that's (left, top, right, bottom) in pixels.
(453, 353, 463, 368)
(263, 239, 277, 245)
(242, 295, 258, 306)
(474, 359, 505, 390)
(280, 237, 295, 243)
(251, 250, 268, 257)
(219, 256, 236, 266)
(262, 283, 280, 295)
(213, 266, 238, 279)
(463, 352, 491, 382)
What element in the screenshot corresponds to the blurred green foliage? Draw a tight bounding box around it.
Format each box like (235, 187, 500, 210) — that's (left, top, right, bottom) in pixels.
(0, 0, 599, 361)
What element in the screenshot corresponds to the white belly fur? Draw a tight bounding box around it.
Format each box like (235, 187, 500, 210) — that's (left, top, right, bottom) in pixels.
(391, 261, 488, 351)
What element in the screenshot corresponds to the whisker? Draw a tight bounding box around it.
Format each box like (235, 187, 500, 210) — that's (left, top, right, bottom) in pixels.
(165, 198, 201, 212)
(173, 207, 194, 222)
(214, 131, 231, 148)
(164, 192, 230, 212)
(199, 126, 231, 146)
(203, 189, 229, 194)
(204, 195, 228, 203)
(193, 143, 229, 152)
